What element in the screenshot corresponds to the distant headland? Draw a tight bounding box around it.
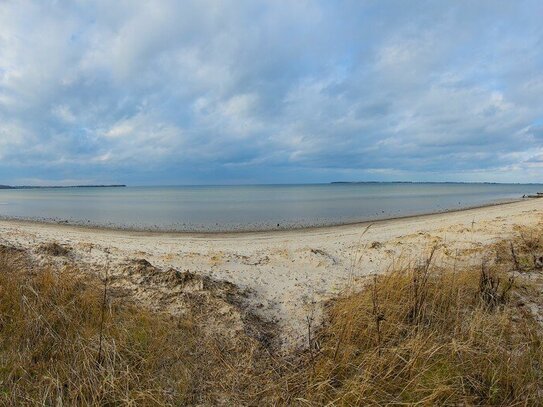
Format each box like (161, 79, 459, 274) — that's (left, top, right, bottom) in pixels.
(0, 184, 126, 189)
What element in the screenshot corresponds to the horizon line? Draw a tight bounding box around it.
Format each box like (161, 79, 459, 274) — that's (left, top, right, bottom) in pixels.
(2, 181, 543, 189)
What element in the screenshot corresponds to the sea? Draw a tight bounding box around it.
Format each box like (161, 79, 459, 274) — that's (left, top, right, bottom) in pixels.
(0, 183, 540, 232)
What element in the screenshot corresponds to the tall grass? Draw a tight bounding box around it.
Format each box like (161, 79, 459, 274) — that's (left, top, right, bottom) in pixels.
(287, 249, 543, 405)
(0, 248, 277, 405)
(0, 261, 196, 404)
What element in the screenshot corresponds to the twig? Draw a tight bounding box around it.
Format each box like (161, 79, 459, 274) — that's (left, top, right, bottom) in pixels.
(306, 314, 316, 377)
(510, 242, 521, 273)
(371, 275, 383, 357)
(97, 252, 110, 365)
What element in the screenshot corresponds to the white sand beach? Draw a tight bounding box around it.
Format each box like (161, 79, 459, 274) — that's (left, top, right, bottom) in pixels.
(1, 198, 542, 345)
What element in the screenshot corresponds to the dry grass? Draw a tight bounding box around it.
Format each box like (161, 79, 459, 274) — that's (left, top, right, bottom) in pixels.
(0, 248, 279, 406)
(37, 242, 72, 257)
(0, 258, 194, 405)
(1, 226, 543, 406)
(287, 239, 543, 405)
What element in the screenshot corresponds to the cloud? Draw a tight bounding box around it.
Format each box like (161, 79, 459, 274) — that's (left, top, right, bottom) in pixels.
(0, 0, 542, 185)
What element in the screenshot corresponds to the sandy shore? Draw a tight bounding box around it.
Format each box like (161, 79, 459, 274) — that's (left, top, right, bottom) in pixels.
(1, 198, 542, 345)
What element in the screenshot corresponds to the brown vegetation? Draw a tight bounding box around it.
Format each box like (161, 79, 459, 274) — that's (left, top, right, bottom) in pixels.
(37, 242, 72, 257)
(291, 262, 542, 405)
(0, 247, 277, 405)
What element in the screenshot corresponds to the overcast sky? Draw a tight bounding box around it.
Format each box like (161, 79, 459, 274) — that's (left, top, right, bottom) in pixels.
(0, 1, 542, 185)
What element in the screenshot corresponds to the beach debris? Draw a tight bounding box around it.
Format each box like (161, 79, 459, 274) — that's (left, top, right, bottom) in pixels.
(535, 255, 543, 269)
(370, 241, 383, 249)
(310, 248, 339, 265)
(239, 254, 271, 266)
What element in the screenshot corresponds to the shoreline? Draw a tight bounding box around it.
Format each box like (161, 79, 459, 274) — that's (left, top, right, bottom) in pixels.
(1, 197, 541, 346)
(0, 197, 529, 237)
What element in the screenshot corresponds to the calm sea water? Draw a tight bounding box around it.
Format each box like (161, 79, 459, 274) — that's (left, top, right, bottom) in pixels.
(0, 183, 540, 232)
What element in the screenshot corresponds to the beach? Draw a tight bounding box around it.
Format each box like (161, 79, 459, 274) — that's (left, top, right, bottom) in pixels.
(1, 198, 541, 345)
(4, 1, 542, 402)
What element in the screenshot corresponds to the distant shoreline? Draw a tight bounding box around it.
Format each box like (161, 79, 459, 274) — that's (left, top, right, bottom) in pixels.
(0, 182, 541, 189)
(0, 184, 127, 190)
(330, 181, 543, 185)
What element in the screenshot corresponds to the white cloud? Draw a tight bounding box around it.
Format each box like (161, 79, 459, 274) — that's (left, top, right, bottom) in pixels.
(52, 105, 77, 123)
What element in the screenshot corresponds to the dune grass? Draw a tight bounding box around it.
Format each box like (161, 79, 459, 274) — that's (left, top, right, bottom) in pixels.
(0, 248, 276, 406)
(0, 256, 197, 405)
(1, 227, 542, 406)
(289, 262, 542, 405)
(276, 227, 543, 405)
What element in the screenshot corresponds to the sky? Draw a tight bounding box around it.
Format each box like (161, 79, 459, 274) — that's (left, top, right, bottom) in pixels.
(0, 0, 542, 186)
